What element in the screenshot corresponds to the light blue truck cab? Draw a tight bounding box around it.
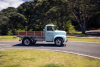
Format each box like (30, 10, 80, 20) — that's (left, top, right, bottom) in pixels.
(18, 24, 67, 46)
(45, 24, 67, 46)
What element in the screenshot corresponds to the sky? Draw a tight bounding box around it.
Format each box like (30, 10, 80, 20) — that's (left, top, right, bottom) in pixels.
(0, 0, 29, 11)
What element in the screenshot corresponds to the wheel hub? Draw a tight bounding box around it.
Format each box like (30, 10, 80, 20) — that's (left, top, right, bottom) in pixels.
(24, 39, 30, 45)
(56, 39, 61, 46)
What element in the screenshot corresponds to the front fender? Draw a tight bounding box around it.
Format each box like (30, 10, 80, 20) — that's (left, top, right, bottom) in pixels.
(53, 35, 67, 42)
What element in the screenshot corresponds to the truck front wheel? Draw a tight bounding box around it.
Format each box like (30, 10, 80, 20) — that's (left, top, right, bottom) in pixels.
(22, 38, 32, 46)
(55, 38, 63, 47)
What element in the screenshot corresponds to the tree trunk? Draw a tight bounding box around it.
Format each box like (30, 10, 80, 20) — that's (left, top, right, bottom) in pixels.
(81, 23, 86, 34)
(81, 27, 85, 34)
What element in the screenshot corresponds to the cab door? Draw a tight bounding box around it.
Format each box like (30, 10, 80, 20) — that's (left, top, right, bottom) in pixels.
(45, 26, 54, 42)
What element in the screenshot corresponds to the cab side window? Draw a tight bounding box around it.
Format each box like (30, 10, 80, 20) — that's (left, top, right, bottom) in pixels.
(47, 26, 53, 31)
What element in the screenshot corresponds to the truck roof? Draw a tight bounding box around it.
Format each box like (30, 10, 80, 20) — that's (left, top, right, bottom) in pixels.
(46, 24, 55, 26)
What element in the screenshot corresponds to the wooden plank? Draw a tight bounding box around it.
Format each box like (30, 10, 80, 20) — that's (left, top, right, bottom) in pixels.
(17, 31, 44, 36)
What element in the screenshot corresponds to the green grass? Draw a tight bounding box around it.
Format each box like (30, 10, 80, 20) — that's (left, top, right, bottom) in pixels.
(68, 38, 100, 42)
(0, 49, 100, 67)
(67, 33, 85, 36)
(0, 36, 19, 41)
(0, 36, 100, 42)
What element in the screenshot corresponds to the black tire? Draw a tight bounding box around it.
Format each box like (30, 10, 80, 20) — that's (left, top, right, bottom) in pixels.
(32, 40, 37, 44)
(55, 38, 63, 47)
(22, 38, 32, 46)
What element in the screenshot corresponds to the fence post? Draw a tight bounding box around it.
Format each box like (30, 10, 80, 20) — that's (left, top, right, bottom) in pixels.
(26, 31, 27, 36)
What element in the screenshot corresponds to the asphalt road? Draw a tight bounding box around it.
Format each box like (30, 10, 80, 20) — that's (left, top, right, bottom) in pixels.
(0, 41, 100, 59)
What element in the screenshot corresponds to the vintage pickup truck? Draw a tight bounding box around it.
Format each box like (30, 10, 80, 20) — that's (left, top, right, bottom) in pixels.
(17, 24, 67, 46)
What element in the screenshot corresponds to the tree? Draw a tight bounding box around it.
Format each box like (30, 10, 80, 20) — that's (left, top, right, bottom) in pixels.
(68, 0, 96, 34)
(8, 12, 26, 34)
(46, 1, 70, 30)
(88, 0, 100, 28)
(1, 7, 17, 17)
(17, 2, 38, 30)
(0, 14, 9, 35)
(17, 1, 52, 31)
(0, 7, 26, 35)
(17, 0, 73, 31)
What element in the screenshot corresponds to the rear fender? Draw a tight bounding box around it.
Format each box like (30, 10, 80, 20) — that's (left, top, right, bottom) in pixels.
(22, 37, 33, 41)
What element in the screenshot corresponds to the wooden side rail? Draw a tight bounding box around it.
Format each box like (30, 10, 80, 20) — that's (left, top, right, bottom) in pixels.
(17, 31, 44, 36)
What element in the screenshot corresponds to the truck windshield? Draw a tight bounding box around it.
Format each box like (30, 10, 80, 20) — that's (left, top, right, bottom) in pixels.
(54, 26, 57, 30)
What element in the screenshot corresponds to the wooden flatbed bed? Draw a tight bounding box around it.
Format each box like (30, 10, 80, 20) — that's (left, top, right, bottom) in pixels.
(17, 31, 44, 37)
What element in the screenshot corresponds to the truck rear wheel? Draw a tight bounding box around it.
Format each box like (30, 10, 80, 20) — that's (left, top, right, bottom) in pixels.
(55, 38, 63, 47)
(22, 38, 32, 46)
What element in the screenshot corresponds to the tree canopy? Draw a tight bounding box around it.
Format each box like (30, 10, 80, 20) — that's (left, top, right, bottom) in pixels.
(0, 0, 100, 35)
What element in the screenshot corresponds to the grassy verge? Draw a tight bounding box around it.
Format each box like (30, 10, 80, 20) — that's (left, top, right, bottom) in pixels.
(68, 38, 100, 42)
(0, 36, 100, 42)
(0, 36, 19, 41)
(0, 49, 100, 67)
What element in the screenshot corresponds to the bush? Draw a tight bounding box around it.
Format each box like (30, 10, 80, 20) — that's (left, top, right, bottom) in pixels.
(65, 20, 75, 33)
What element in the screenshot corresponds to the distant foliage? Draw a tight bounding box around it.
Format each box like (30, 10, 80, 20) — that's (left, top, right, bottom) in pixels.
(65, 20, 75, 33)
(0, 0, 100, 35)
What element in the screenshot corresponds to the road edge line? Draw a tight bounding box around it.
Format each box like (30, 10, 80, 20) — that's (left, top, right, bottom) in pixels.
(39, 49, 100, 60)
